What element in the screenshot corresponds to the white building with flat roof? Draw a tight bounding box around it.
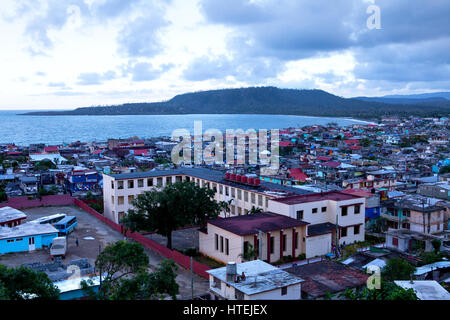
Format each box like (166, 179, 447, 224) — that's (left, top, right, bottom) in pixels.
(207, 260, 303, 300)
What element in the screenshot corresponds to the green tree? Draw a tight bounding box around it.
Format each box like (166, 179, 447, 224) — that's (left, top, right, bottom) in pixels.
(81, 241, 178, 300)
(382, 258, 416, 282)
(341, 280, 418, 300)
(34, 159, 56, 171)
(121, 181, 227, 249)
(439, 165, 450, 174)
(0, 265, 60, 300)
(248, 206, 263, 214)
(239, 243, 258, 262)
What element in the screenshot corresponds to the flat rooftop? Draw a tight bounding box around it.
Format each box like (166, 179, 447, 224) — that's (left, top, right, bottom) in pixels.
(271, 191, 363, 205)
(207, 260, 303, 296)
(107, 167, 314, 196)
(0, 206, 27, 224)
(394, 280, 450, 300)
(0, 222, 58, 240)
(207, 212, 309, 236)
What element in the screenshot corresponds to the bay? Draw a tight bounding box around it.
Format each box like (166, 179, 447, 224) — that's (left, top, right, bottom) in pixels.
(0, 111, 373, 145)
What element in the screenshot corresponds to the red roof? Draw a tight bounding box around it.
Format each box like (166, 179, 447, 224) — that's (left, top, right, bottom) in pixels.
(288, 168, 308, 182)
(273, 191, 363, 205)
(208, 212, 309, 236)
(344, 139, 359, 145)
(44, 146, 58, 152)
(280, 130, 293, 134)
(349, 145, 362, 150)
(279, 141, 293, 147)
(321, 161, 341, 168)
(341, 188, 374, 198)
(132, 149, 149, 156)
(316, 156, 331, 161)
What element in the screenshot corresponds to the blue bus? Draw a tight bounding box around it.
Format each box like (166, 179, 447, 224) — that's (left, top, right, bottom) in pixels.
(54, 216, 77, 236)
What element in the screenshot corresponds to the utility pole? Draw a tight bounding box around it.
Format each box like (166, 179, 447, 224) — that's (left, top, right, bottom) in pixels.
(335, 213, 339, 257)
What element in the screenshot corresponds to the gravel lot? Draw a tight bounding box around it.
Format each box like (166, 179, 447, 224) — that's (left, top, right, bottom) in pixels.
(0, 205, 209, 299)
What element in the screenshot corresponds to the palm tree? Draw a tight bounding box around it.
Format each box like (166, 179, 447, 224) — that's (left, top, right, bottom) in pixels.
(239, 243, 258, 262)
(248, 206, 263, 214)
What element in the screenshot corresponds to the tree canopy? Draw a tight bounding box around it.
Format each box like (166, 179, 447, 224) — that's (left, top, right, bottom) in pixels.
(121, 181, 227, 249)
(381, 257, 416, 282)
(0, 265, 60, 300)
(81, 241, 179, 300)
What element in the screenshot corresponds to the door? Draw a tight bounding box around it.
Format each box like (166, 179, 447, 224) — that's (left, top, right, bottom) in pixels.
(28, 237, 35, 251)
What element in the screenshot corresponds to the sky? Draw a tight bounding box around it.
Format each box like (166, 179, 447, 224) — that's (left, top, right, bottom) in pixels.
(0, 0, 449, 110)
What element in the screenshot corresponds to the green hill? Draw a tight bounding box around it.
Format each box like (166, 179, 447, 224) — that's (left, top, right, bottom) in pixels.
(21, 86, 450, 119)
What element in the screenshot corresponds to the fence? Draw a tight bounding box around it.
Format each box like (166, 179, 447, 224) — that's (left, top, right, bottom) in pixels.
(0, 194, 74, 209)
(73, 199, 211, 279)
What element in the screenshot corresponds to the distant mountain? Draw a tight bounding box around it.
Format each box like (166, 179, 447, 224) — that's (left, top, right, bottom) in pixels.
(353, 91, 450, 105)
(21, 87, 450, 119)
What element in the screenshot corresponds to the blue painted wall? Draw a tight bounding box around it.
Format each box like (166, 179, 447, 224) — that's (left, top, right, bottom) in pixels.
(0, 232, 58, 254)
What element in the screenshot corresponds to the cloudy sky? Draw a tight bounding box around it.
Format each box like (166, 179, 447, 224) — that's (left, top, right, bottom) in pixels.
(1, 0, 449, 110)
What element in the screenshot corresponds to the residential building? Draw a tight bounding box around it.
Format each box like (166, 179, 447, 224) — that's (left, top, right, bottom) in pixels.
(102, 167, 313, 224)
(0, 206, 27, 227)
(207, 260, 303, 300)
(199, 212, 308, 264)
(284, 260, 368, 299)
(0, 222, 58, 254)
(268, 191, 366, 250)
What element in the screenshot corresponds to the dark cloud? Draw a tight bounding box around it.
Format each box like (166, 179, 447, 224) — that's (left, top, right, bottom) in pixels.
(197, 0, 450, 91)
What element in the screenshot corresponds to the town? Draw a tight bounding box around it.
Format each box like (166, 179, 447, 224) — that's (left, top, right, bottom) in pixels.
(0, 116, 449, 300)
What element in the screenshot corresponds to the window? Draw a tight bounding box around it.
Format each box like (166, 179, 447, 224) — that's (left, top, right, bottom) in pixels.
(111, 196, 114, 204)
(127, 180, 134, 189)
(296, 210, 304, 220)
(118, 181, 124, 189)
(111, 181, 114, 189)
(238, 207, 242, 215)
(237, 190, 242, 200)
(341, 227, 347, 237)
(258, 195, 263, 206)
(231, 205, 235, 215)
(282, 234, 287, 252)
(176, 176, 182, 182)
(294, 232, 298, 249)
(281, 286, 287, 296)
(231, 188, 235, 198)
(341, 207, 348, 216)
(354, 225, 360, 235)
(215, 234, 218, 251)
(244, 192, 248, 202)
(270, 236, 274, 254)
(220, 236, 224, 252)
(157, 177, 163, 186)
(219, 185, 223, 195)
(321, 207, 327, 212)
(16, 238, 23, 242)
(312, 208, 318, 214)
(7, 239, 14, 243)
(118, 196, 124, 205)
(166, 177, 172, 185)
(225, 187, 229, 196)
(213, 183, 217, 192)
(251, 193, 255, 204)
(138, 179, 144, 188)
(392, 237, 398, 247)
(354, 205, 361, 214)
(265, 198, 269, 207)
(128, 195, 134, 204)
(225, 238, 229, 255)
(147, 178, 153, 187)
